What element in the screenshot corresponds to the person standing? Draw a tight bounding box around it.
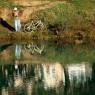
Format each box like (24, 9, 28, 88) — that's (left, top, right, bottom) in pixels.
(12, 7, 21, 32)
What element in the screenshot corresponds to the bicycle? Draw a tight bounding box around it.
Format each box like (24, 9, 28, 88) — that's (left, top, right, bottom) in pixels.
(23, 19, 44, 32)
(24, 42, 44, 54)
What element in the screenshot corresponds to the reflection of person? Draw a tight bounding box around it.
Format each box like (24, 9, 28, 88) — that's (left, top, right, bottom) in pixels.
(14, 44, 22, 74)
(15, 44, 22, 60)
(12, 7, 21, 32)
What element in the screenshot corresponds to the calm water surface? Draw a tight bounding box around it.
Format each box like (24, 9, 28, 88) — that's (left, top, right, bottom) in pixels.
(0, 41, 95, 95)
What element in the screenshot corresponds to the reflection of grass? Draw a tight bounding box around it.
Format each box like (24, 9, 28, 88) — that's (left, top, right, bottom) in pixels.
(41, 43, 95, 64)
(0, 42, 95, 64)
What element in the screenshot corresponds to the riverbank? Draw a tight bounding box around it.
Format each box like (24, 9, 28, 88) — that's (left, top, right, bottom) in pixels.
(0, 0, 95, 43)
(0, 31, 95, 45)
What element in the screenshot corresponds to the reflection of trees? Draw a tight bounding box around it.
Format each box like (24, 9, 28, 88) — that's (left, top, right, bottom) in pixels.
(68, 64, 86, 86)
(66, 63, 92, 95)
(33, 63, 65, 95)
(41, 63, 65, 89)
(0, 64, 36, 95)
(0, 63, 94, 95)
(0, 63, 65, 95)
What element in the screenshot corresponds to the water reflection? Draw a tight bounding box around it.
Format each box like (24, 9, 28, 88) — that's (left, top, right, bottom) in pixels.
(0, 42, 45, 63)
(0, 42, 95, 64)
(0, 44, 12, 53)
(15, 44, 22, 60)
(24, 42, 44, 54)
(0, 62, 95, 95)
(0, 42, 95, 95)
(67, 63, 92, 86)
(42, 63, 65, 89)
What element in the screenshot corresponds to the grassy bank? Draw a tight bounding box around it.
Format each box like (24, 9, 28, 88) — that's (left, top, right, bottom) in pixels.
(35, 0, 95, 37)
(0, 32, 43, 42)
(0, 31, 95, 45)
(0, 0, 95, 42)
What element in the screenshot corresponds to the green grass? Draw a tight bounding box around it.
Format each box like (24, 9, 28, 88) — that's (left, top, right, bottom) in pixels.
(0, 0, 14, 8)
(68, 0, 95, 10)
(0, 0, 22, 9)
(35, 0, 95, 37)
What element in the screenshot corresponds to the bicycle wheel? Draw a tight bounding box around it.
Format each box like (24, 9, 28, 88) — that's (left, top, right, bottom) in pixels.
(24, 20, 45, 32)
(34, 20, 45, 31)
(24, 22, 34, 32)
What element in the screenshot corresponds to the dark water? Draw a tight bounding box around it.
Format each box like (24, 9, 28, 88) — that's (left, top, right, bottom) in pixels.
(0, 42, 95, 95)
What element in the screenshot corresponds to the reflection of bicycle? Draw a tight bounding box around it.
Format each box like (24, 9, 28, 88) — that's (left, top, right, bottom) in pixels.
(24, 42, 44, 54)
(23, 19, 44, 32)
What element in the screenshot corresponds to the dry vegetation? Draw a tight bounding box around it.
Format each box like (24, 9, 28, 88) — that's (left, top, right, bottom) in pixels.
(0, 0, 95, 43)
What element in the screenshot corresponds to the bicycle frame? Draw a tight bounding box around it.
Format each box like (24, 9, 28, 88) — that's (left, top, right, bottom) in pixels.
(24, 19, 44, 32)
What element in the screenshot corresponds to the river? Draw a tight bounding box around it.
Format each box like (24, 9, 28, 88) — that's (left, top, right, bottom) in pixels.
(0, 41, 95, 95)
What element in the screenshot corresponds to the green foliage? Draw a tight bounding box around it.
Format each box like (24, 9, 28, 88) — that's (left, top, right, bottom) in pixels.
(0, 0, 14, 8)
(68, 0, 95, 10)
(36, 0, 95, 36)
(0, 0, 22, 9)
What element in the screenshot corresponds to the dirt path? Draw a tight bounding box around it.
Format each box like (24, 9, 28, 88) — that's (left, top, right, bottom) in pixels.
(18, 0, 66, 21)
(0, 0, 66, 21)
